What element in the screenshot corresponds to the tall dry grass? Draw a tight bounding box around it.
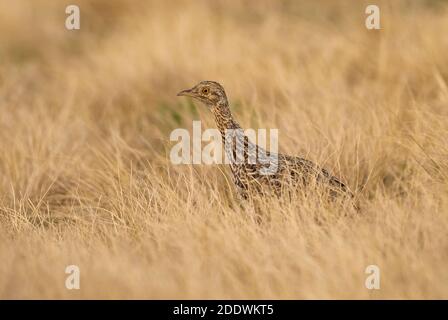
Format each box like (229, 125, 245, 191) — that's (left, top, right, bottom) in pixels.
(0, 0, 447, 299)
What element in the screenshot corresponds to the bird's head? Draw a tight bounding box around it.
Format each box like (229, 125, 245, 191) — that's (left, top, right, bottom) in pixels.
(177, 81, 228, 108)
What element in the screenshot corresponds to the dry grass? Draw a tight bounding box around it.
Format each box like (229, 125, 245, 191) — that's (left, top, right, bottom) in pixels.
(0, 0, 447, 299)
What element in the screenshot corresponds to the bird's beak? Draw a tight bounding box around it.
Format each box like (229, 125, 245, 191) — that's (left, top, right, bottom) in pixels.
(177, 88, 194, 97)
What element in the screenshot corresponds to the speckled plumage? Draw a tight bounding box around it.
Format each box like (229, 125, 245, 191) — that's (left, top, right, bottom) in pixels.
(178, 81, 352, 200)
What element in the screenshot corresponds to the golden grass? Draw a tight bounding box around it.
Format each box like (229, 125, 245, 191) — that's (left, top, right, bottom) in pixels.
(0, 0, 447, 299)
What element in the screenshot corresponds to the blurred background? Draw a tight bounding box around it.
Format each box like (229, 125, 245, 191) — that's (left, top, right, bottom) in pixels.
(1, 0, 447, 161)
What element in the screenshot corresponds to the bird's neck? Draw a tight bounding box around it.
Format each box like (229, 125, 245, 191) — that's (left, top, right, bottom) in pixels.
(210, 102, 241, 138)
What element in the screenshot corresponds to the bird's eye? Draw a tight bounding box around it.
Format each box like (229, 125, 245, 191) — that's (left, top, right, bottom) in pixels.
(202, 88, 210, 95)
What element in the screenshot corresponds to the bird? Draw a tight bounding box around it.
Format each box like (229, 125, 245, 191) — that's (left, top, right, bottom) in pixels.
(177, 80, 353, 201)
